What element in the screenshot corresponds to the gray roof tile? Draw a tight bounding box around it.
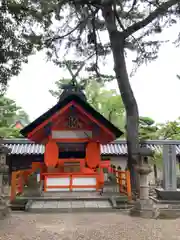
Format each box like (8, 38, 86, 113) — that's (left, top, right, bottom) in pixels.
(2, 139, 180, 156)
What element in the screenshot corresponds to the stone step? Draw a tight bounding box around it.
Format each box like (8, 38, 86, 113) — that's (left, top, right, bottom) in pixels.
(17, 193, 129, 201)
(158, 208, 180, 219)
(114, 196, 129, 203)
(26, 199, 116, 213)
(115, 204, 134, 209)
(9, 199, 28, 211)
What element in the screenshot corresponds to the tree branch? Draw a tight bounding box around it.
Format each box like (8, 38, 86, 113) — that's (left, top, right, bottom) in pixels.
(125, 0, 138, 18)
(113, 0, 125, 30)
(45, 8, 99, 46)
(45, 21, 83, 46)
(124, 0, 179, 38)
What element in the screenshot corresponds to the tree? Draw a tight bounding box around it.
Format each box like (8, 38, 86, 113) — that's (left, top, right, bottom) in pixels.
(0, 95, 30, 138)
(15, 110, 30, 126)
(157, 118, 180, 139)
(6, 0, 180, 191)
(85, 80, 105, 110)
(50, 76, 125, 129)
(50, 78, 72, 98)
(0, 1, 41, 93)
(139, 117, 159, 140)
(99, 89, 125, 129)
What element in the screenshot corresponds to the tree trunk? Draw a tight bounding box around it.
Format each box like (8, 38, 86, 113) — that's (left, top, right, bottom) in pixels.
(102, 6, 140, 193)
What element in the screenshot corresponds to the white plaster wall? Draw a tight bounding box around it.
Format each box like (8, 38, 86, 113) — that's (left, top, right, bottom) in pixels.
(46, 177, 70, 191)
(46, 177, 70, 186)
(109, 156, 127, 170)
(72, 177, 96, 186)
(52, 130, 92, 139)
(46, 176, 96, 192)
(72, 177, 96, 191)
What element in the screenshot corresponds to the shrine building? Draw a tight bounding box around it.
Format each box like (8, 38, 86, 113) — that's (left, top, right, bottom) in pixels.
(13, 86, 123, 192)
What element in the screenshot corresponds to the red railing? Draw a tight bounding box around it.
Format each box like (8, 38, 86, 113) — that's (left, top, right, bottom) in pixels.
(11, 170, 26, 201)
(10, 162, 44, 201)
(10, 162, 132, 201)
(109, 167, 132, 200)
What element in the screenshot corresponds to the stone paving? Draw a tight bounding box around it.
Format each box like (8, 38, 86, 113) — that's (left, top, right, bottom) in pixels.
(0, 212, 180, 240)
(30, 200, 111, 209)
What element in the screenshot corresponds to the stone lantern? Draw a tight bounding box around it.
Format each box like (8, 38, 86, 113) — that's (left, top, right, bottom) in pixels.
(130, 146, 158, 218)
(0, 143, 10, 218)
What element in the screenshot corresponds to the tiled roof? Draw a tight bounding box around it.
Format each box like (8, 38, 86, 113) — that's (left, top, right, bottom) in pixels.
(2, 139, 180, 156)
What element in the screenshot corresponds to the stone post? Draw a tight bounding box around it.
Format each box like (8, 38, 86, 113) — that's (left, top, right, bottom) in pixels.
(155, 144, 180, 201)
(130, 147, 157, 218)
(163, 144, 177, 190)
(0, 143, 10, 219)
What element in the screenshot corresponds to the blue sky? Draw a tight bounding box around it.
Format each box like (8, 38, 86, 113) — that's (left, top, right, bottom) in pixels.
(6, 24, 180, 124)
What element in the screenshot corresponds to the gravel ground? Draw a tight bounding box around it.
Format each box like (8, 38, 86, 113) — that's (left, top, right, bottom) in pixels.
(0, 212, 180, 240)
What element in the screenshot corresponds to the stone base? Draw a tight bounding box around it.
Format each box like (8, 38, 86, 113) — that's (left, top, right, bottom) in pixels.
(155, 188, 180, 201)
(130, 199, 159, 218)
(23, 184, 42, 197)
(0, 205, 10, 219)
(23, 188, 42, 197)
(0, 198, 10, 219)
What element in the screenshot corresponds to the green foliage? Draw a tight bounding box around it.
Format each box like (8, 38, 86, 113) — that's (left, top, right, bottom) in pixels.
(152, 152, 163, 169)
(0, 95, 30, 138)
(0, 127, 21, 138)
(0, 1, 41, 92)
(49, 78, 72, 98)
(99, 89, 125, 129)
(139, 117, 180, 168)
(139, 117, 155, 126)
(139, 116, 159, 140)
(157, 118, 180, 140)
(85, 80, 104, 110)
(0, 96, 20, 127)
(16, 110, 30, 126)
(139, 117, 180, 141)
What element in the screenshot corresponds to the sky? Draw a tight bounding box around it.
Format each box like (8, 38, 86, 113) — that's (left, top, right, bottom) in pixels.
(6, 24, 180, 124)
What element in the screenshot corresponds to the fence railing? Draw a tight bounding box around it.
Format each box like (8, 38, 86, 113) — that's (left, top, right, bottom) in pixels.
(10, 170, 24, 201)
(106, 167, 132, 200)
(10, 162, 44, 201)
(10, 163, 132, 201)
